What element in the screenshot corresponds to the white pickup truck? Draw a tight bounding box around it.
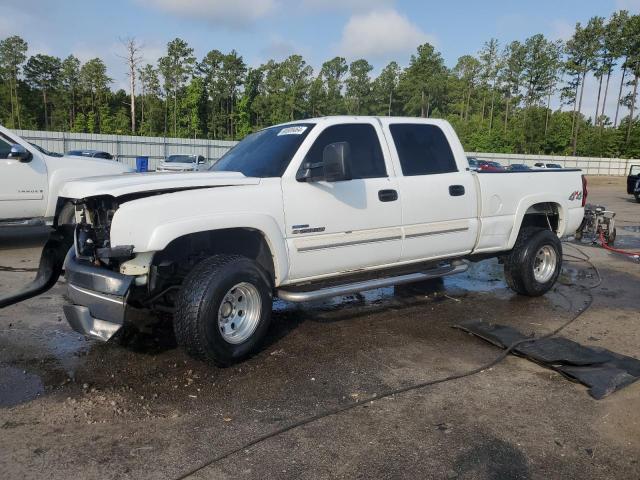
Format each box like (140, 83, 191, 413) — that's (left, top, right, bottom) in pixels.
(0, 117, 586, 366)
(0, 125, 132, 225)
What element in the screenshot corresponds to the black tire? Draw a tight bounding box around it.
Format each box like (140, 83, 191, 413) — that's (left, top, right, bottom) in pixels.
(635, 194, 640, 203)
(174, 255, 272, 366)
(503, 227, 562, 297)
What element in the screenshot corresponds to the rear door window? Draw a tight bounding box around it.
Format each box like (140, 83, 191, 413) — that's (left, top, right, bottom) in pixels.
(389, 124, 457, 176)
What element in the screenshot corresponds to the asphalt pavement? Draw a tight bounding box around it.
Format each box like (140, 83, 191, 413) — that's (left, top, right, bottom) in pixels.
(1, 176, 639, 479)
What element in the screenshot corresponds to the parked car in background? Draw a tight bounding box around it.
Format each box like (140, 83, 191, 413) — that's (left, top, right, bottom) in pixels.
(467, 156, 479, 171)
(477, 160, 505, 172)
(534, 162, 562, 169)
(67, 149, 114, 160)
(157, 154, 207, 172)
(0, 124, 132, 225)
(508, 164, 531, 171)
(627, 164, 640, 202)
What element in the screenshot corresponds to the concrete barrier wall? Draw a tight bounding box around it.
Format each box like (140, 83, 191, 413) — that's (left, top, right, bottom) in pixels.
(11, 129, 638, 176)
(13, 129, 237, 171)
(467, 152, 637, 176)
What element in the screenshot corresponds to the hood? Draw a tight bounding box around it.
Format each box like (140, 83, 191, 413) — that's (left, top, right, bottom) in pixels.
(60, 154, 118, 166)
(59, 171, 260, 199)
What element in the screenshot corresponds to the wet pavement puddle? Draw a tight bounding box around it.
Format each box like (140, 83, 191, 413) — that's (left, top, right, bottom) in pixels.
(0, 365, 44, 407)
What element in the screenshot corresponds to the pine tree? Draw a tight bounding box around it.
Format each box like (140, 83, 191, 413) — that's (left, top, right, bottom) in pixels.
(345, 59, 373, 115)
(23, 54, 62, 130)
(158, 38, 195, 137)
(0, 35, 28, 128)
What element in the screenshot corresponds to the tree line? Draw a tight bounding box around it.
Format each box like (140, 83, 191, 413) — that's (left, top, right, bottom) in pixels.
(0, 10, 639, 158)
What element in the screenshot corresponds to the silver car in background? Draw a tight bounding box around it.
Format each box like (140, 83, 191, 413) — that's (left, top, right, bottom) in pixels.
(156, 154, 207, 172)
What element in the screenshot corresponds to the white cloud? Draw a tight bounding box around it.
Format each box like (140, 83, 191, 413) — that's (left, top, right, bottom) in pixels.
(260, 34, 310, 61)
(138, 0, 277, 27)
(615, 0, 640, 13)
(301, 0, 394, 11)
(337, 9, 433, 60)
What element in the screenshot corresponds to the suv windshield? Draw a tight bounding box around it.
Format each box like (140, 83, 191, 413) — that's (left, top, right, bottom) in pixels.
(211, 123, 314, 177)
(166, 155, 196, 163)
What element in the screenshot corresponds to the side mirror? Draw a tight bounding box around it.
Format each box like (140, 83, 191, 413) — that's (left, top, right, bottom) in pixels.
(8, 144, 32, 163)
(322, 142, 352, 182)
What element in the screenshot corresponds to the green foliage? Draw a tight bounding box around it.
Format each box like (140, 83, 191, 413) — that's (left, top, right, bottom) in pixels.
(398, 43, 447, 117)
(1, 13, 639, 158)
(183, 76, 206, 137)
(372, 61, 400, 116)
(0, 35, 28, 128)
(345, 59, 373, 114)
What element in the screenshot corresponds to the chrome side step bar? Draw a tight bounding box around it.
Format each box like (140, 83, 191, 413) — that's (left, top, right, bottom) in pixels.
(277, 260, 469, 303)
(0, 217, 46, 227)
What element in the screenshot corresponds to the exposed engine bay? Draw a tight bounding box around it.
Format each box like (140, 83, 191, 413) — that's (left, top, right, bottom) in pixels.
(73, 196, 126, 263)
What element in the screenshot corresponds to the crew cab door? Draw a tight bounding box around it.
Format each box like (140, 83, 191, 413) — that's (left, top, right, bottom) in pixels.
(380, 120, 478, 262)
(0, 132, 48, 221)
(281, 121, 402, 281)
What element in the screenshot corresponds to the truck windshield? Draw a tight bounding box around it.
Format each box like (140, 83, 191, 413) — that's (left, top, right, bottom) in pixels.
(211, 123, 314, 177)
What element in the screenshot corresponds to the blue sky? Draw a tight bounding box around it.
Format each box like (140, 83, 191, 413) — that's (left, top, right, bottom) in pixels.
(2, 0, 639, 118)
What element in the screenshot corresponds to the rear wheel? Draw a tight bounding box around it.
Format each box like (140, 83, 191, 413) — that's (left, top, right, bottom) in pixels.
(174, 255, 272, 366)
(503, 227, 562, 297)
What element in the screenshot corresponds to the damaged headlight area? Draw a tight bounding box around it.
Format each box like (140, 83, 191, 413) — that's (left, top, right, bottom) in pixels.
(70, 196, 133, 266)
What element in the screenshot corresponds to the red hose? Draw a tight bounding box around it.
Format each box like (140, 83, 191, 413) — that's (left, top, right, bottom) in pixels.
(598, 231, 640, 258)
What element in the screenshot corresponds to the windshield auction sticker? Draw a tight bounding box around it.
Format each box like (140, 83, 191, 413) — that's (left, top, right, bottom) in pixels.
(277, 126, 307, 136)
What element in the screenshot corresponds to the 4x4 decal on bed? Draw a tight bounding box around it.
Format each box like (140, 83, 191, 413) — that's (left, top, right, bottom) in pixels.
(569, 190, 583, 201)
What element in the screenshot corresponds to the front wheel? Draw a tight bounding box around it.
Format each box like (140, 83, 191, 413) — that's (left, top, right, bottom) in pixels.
(174, 255, 273, 366)
(503, 227, 562, 297)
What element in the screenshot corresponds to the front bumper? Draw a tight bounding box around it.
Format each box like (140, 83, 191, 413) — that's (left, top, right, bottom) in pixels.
(63, 251, 134, 341)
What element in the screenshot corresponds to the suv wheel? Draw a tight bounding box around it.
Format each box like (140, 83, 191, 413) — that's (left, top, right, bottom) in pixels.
(174, 255, 272, 366)
(503, 227, 562, 297)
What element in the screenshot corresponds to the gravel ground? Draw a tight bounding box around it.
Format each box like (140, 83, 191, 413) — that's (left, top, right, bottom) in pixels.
(0, 176, 639, 479)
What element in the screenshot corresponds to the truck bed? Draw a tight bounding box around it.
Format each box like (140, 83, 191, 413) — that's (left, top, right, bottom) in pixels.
(473, 169, 584, 254)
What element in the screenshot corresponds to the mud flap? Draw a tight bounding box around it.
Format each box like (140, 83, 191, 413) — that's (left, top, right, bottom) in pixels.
(0, 226, 74, 308)
(454, 320, 640, 399)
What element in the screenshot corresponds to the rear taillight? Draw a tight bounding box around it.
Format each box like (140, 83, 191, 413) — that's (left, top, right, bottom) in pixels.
(581, 175, 588, 207)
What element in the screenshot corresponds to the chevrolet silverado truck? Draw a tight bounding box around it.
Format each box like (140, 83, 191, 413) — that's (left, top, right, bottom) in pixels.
(0, 117, 587, 366)
(0, 124, 132, 225)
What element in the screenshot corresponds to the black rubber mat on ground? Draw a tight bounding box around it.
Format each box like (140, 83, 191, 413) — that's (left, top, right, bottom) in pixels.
(454, 320, 640, 399)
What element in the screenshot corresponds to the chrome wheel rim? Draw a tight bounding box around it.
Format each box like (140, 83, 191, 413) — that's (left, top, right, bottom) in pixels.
(533, 245, 557, 283)
(217, 282, 262, 344)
